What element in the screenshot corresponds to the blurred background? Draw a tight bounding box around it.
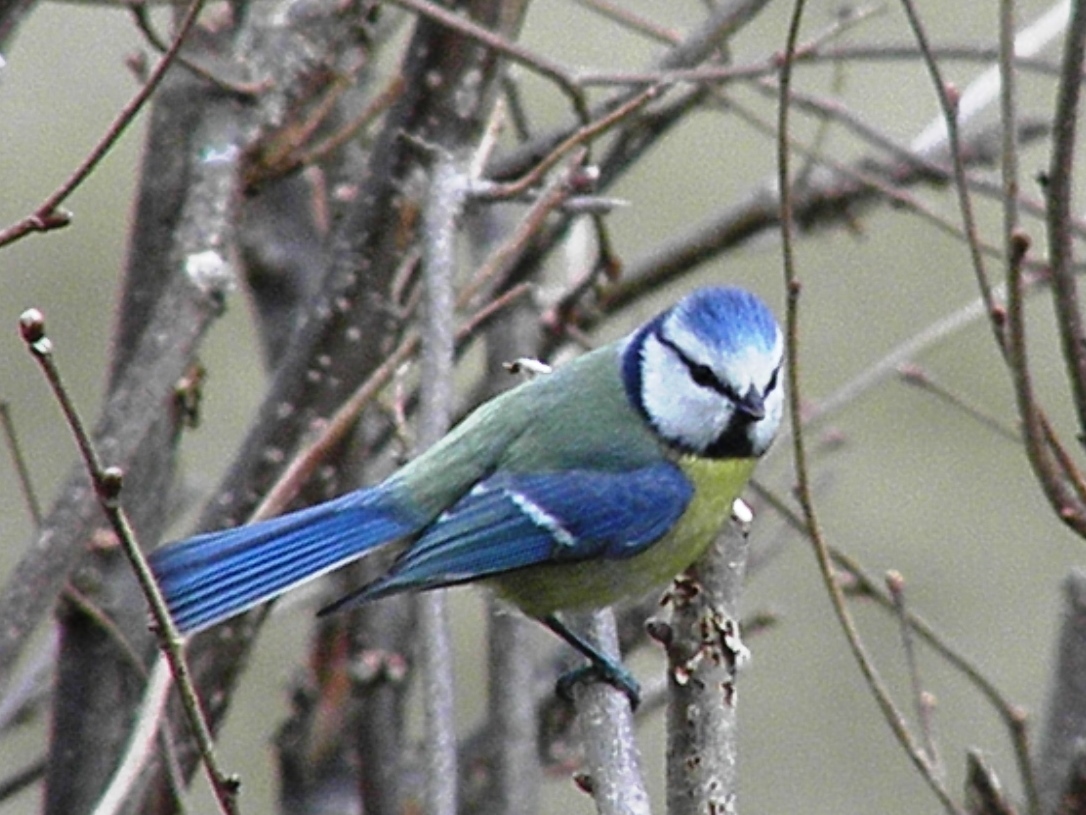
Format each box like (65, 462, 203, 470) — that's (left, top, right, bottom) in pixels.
(1, 1, 1081, 813)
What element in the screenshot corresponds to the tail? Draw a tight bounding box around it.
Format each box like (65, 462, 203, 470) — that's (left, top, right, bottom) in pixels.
(149, 488, 420, 635)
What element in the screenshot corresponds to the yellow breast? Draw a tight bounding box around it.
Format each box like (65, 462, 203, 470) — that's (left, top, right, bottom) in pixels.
(490, 456, 758, 619)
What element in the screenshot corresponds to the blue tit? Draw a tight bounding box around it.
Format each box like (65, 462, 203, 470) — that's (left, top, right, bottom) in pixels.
(150, 286, 784, 704)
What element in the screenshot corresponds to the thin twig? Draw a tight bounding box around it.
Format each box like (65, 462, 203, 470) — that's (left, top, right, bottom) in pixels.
(474, 88, 660, 202)
(61, 586, 149, 678)
(900, 0, 1001, 350)
(383, 0, 590, 123)
(128, 1, 267, 97)
(0, 757, 44, 803)
(911, 1, 1072, 155)
(295, 75, 405, 169)
(1046, 0, 1086, 436)
(599, 94, 1057, 319)
(464, 151, 589, 306)
(801, 293, 997, 432)
(742, 79, 1071, 240)
(571, 0, 679, 44)
(89, 657, 175, 815)
(897, 365, 1021, 444)
(0, 0, 209, 249)
(817, 43, 1064, 77)
(570, 44, 1067, 88)
(17, 310, 238, 815)
(1006, 237, 1086, 531)
(756, 479, 1038, 813)
(777, 2, 964, 812)
(754, 483, 1026, 726)
(887, 571, 944, 778)
(0, 402, 41, 527)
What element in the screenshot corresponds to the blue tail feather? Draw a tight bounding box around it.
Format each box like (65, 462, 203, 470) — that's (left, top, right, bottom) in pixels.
(150, 489, 420, 634)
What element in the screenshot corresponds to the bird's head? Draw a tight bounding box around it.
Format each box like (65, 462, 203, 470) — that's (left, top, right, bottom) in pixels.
(623, 287, 784, 459)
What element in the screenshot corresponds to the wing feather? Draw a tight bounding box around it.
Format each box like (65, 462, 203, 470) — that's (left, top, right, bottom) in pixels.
(331, 463, 692, 605)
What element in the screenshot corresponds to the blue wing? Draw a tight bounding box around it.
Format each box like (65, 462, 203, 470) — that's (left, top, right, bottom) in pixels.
(322, 462, 692, 611)
(150, 488, 421, 634)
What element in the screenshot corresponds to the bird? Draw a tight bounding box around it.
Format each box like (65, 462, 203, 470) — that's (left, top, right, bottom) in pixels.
(149, 286, 784, 705)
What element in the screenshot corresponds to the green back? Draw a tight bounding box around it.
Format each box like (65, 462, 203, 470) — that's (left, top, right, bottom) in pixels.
(388, 341, 664, 518)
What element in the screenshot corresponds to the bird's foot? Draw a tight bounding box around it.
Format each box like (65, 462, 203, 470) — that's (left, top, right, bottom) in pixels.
(556, 661, 641, 710)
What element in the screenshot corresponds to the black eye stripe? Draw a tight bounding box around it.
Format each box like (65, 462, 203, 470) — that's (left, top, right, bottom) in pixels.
(766, 364, 781, 393)
(655, 333, 734, 399)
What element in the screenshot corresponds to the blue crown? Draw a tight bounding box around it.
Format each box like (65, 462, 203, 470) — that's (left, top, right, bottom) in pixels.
(671, 287, 779, 356)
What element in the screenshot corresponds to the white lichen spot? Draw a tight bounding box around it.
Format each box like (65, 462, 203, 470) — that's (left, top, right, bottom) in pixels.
(334, 296, 351, 313)
(316, 354, 332, 369)
(263, 447, 285, 464)
(454, 67, 483, 119)
(200, 143, 240, 166)
(276, 401, 295, 420)
(345, 326, 362, 343)
(185, 250, 236, 295)
(306, 369, 322, 383)
(425, 69, 443, 89)
(723, 624, 751, 669)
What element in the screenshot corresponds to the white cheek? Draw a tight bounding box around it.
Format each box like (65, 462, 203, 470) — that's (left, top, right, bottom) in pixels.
(641, 338, 732, 451)
(749, 385, 785, 455)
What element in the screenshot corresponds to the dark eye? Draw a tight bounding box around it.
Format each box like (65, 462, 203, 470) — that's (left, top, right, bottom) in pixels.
(689, 362, 718, 390)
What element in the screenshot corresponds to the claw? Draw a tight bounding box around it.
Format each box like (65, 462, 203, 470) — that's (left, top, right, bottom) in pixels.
(557, 661, 641, 710)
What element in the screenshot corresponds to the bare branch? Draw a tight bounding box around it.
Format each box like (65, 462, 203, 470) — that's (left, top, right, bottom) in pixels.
(568, 609, 652, 815)
(415, 150, 467, 815)
(664, 524, 752, 815)
(780, 2, 963, 812)
(1046, 0, 1086, 436)
(1037, 571, 1086, 815)
(17, 310, 238, 814)
(0, 0, 208, 249)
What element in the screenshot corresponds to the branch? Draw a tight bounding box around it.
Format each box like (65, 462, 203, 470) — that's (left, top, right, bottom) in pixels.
(779, 1, 963, 812)
(0, 239, 231, 700)
(0, 0, 208, 249)
(17, 311, 237, 815)
(1036, 571, 1086, 815)
(1046, 0, 1086, 436)
(567, 610, 652, 815)
(664, 524, 752, 815)
(161, 1, 535, 810)
(415, 150, 466, 815)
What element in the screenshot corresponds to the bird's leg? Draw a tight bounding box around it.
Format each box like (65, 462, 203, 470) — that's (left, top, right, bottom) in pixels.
(543, 614, 641, 710)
